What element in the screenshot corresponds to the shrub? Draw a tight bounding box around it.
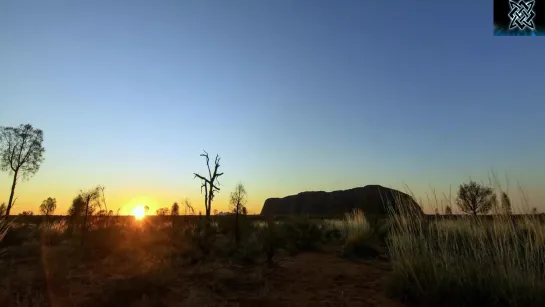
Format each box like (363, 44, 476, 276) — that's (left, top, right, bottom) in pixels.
(40, 220, 67, 245)
(279, 216, 328, 254)
(256, 218, 283, 264)
(0, 224, 39, 247)
(215, 214, 255, 243)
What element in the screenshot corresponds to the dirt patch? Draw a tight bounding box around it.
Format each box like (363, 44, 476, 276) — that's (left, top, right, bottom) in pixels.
(261, 253, 402, 307)
(2, 243, 403, 307)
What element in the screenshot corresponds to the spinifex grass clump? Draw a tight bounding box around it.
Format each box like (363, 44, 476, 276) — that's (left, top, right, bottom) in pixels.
(341, 209, 371, 239)
(340, 209, 380, 258)
(386, 196, 545, 307)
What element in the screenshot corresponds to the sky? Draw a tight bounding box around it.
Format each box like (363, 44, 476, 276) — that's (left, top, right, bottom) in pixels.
(1, 0, 544, 215)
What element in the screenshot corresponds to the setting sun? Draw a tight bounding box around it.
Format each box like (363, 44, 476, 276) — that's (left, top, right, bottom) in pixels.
(131, 205, 146, 220)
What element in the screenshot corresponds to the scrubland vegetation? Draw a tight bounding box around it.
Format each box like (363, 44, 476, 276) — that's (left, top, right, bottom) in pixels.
(1, 194, 544, 306)
(1, 124, 544, 306)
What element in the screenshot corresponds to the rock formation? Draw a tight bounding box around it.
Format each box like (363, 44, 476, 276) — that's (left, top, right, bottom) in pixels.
(260, 185, 422, 216)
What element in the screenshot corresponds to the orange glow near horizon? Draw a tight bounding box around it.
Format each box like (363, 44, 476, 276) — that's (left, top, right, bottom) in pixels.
(131, 205, 146, 220)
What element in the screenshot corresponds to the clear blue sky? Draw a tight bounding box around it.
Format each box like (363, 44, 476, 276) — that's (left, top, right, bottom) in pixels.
(1, 0, 544, 214)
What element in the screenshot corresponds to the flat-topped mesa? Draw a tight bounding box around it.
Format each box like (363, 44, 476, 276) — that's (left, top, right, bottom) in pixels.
(260, 185, 423, 216)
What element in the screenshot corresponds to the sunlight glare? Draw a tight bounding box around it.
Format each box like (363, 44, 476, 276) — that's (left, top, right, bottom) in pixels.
(131, 205, 146, 220)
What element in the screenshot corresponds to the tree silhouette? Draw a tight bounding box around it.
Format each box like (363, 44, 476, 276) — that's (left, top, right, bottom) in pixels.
(156, 207, 169, 216)
(79, 186, 101, 245)
(193, 151, 224, 219)
(68, 195, 85, 218)
(230, 183, 247, 215)
(445, 205, 453, 215)
(183, 198, 194, 215)
(0, 203, 5, 216)
(66, 186, 102, 243)
(0, 124, 45, 218)
(97, 185, 111, 227)
(456, 180, 494, 216)
(67, 194, 85, 237)
(171, 202, 180, 216)
(39, 197, 57, 217)
(229, 182, 247, 245)
(501, 192, 512, 215)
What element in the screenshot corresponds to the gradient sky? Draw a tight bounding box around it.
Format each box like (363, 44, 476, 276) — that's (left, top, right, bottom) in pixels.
(1, 0, 544, 215)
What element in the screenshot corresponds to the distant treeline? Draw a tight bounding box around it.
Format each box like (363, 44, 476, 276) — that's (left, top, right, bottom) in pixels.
(9, 212, 545, 226)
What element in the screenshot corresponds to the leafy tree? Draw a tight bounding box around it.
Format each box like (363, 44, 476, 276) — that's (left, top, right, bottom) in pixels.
(144, 205, 150, 214)
(19, 210, 33, 216)
(445, 205, 453, 215)
(531, 207, 538, 215)
(68, 195, 85, 218)
(67, 195, 85, 237)
(0, 203, 5, 216)
(193, 150, 224, 219)
(80, 187, 101, 245)
(66, 186, 101, 245)
(39, 197, 57, 216)
(171, 202, 179, 216)
(456, 180, 495, 216)
(501, 192, 512, 215)
(229, 182, 247, 244)
(156, 207, 169, 216)
(0, 124, 45, 218)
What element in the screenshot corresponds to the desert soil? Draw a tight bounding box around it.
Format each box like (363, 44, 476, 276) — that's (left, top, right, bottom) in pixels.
(1, 243, 403, 307)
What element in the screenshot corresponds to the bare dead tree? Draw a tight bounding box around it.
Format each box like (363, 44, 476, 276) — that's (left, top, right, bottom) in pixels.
(183, 198, 194, 215)
(98, 185, 110, 227)
(193, 151, 224, 219)
(0, 124, 45, 218)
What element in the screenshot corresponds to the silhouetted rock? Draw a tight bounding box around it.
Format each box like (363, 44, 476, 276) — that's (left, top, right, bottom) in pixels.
(260, 185, 422, 216)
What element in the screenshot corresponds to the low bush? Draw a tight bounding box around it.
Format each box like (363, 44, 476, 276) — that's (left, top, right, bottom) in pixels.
(0, 224, 39, 247)
(279, 216, 329, 254)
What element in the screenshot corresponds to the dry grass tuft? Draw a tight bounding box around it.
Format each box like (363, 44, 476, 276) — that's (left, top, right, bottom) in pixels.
(386, 189, 545, 306)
